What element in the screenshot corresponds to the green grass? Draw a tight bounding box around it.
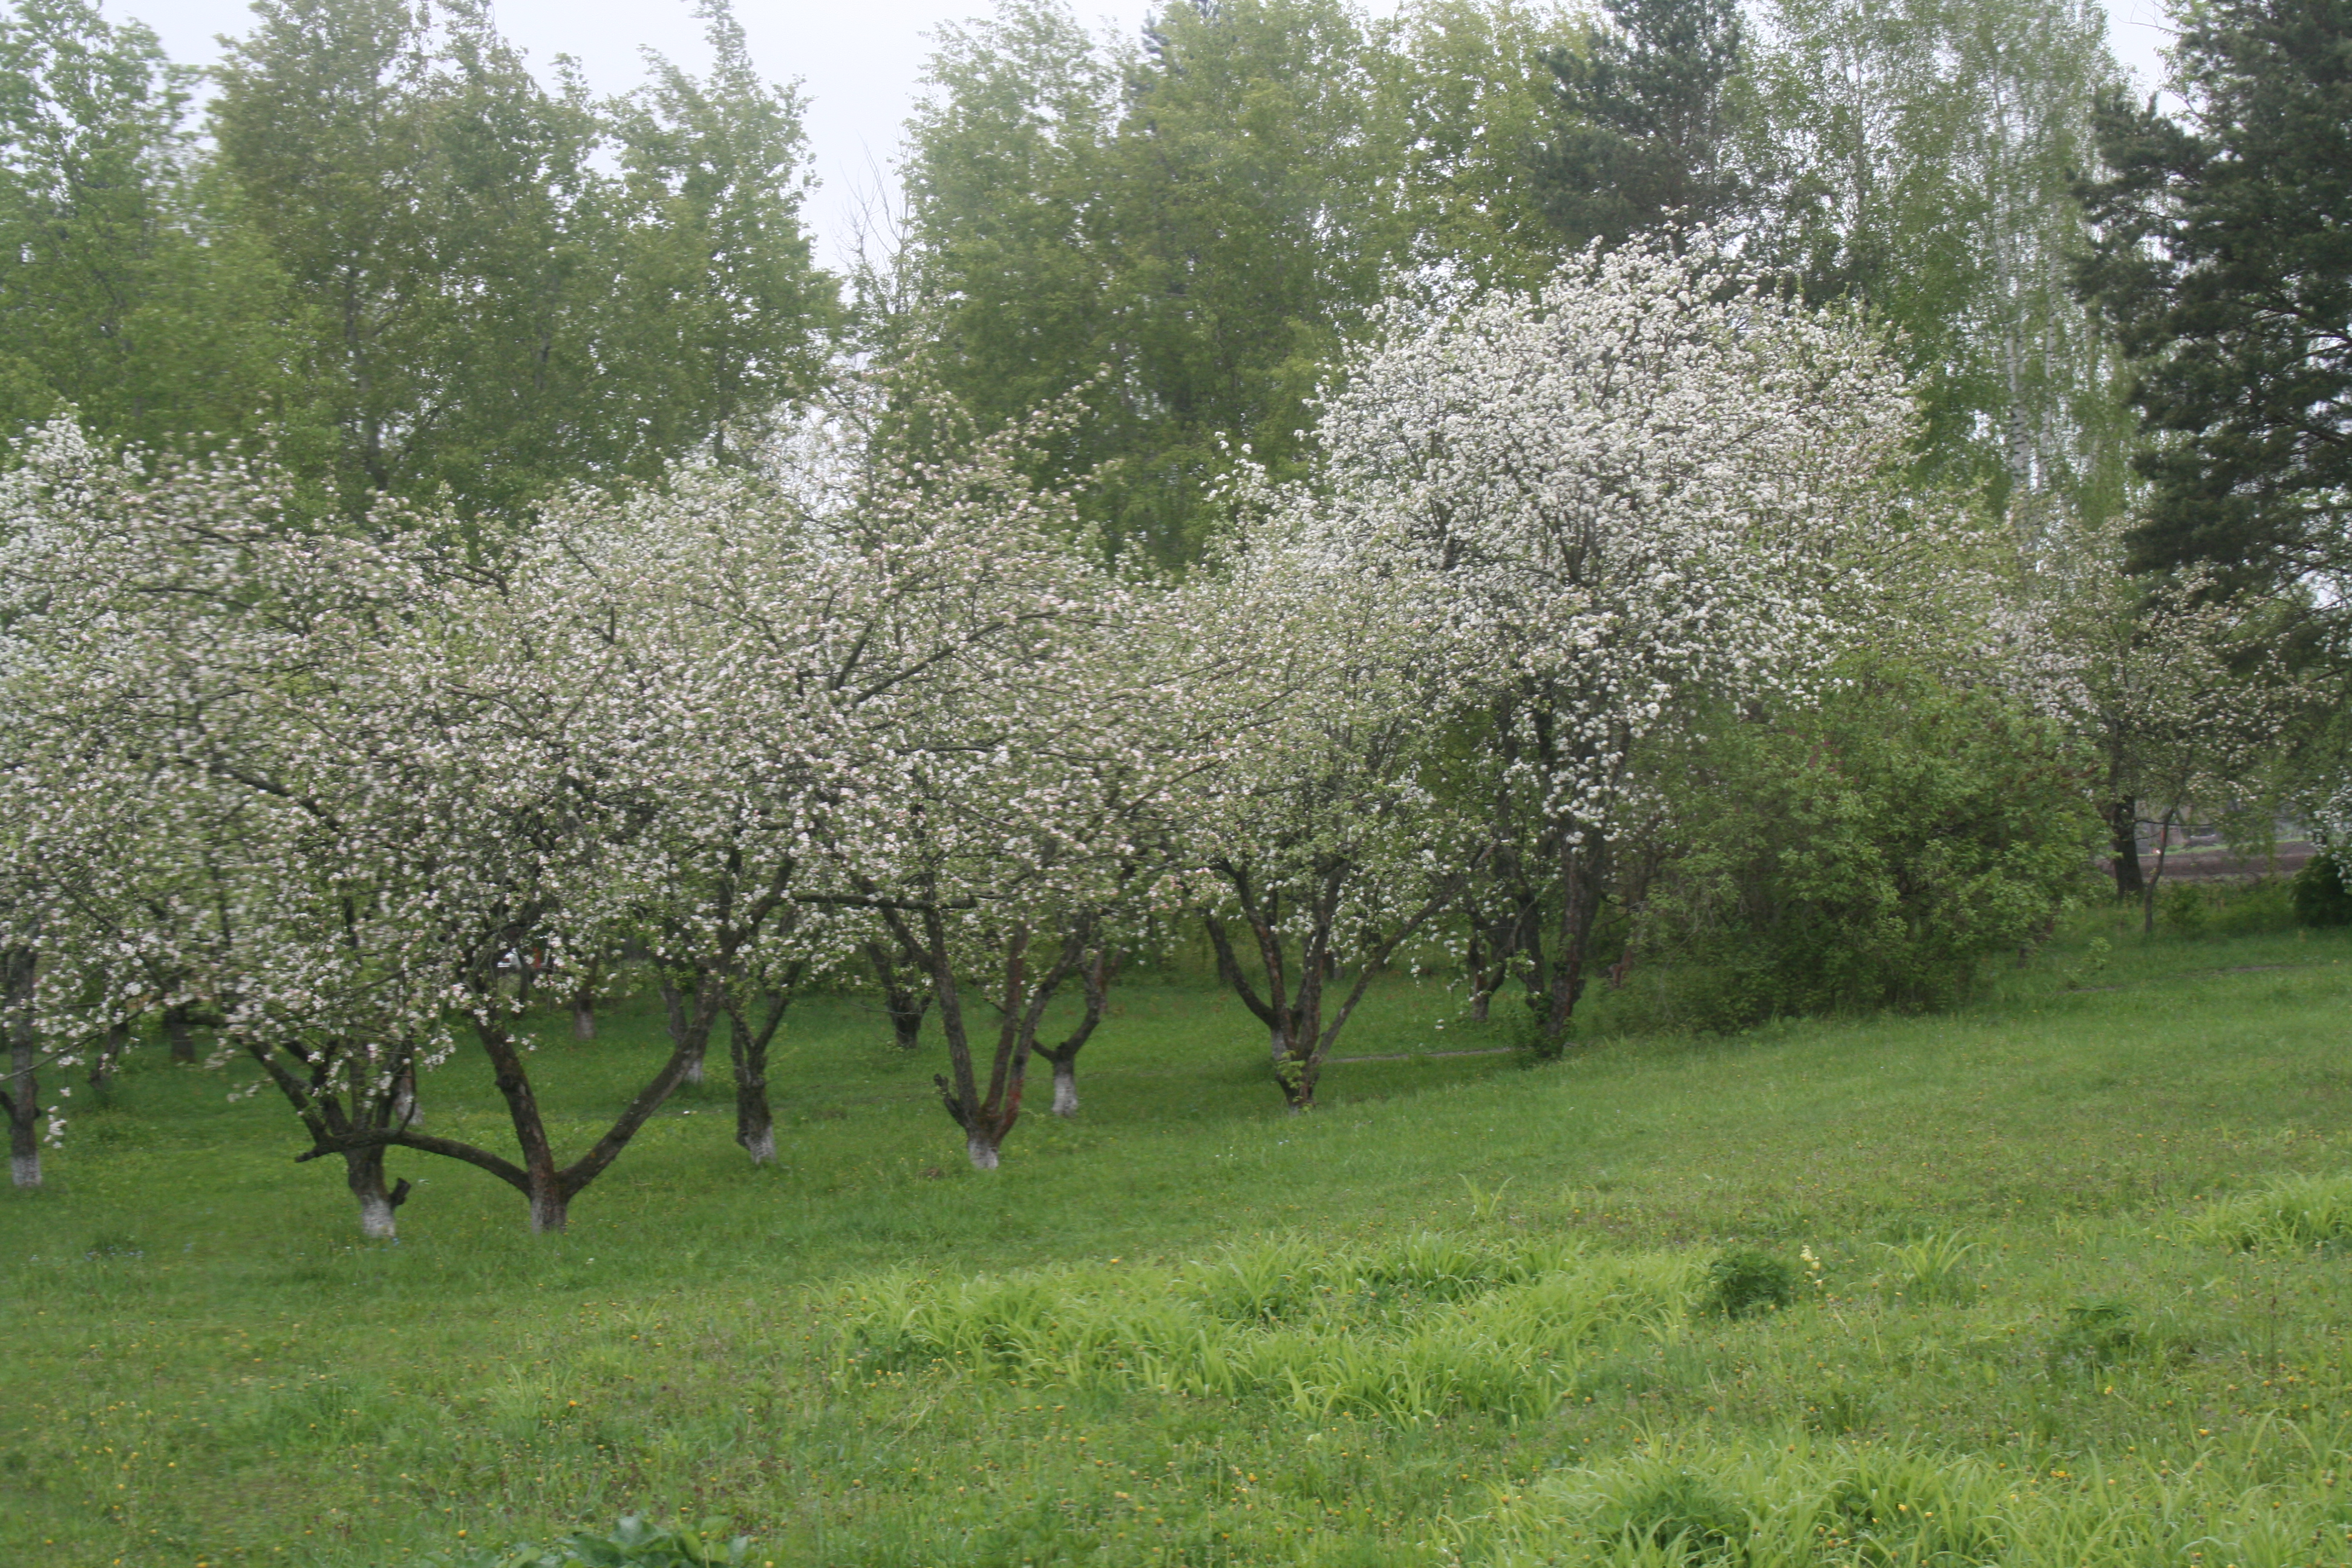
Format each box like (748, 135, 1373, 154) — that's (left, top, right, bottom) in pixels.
(5, 902, 2352, 1566)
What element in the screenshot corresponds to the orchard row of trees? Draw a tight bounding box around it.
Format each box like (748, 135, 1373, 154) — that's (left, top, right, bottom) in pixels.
(1, 0, 2345, 1230)
(0, 244, 2102, 1230)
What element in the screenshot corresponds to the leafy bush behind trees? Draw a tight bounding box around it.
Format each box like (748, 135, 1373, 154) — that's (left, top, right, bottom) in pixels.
(1639, 662, 2099, 1030)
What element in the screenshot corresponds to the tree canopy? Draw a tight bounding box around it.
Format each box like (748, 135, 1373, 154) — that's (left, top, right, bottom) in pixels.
(2076, 0, 2352, 591)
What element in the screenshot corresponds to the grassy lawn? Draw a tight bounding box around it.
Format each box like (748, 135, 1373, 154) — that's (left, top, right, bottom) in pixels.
(4, 905, 2350, 1567)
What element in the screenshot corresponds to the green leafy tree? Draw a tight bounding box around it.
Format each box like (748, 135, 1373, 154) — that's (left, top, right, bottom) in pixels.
(211, 0, 833, 521)
(1747, 0, 2133, 521)
(599, 1, 838, 469)
(901, 0, 1576, 564)
(1529, 0, 1751, 253)
(2074, 0, 2352, 590)
(0, 0, 322, 458)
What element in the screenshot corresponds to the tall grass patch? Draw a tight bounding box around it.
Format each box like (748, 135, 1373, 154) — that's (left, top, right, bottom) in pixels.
(846, 1235, 1703, 1423)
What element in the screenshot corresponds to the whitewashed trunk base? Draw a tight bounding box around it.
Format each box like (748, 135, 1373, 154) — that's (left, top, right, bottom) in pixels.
(10, 1151, 38, 1189)
(358, 1192, 397, 1239)
(743, 1125, 777, 1165)
(1051, 1067, 1078, 1118)
(966, 1132, 999, 1171)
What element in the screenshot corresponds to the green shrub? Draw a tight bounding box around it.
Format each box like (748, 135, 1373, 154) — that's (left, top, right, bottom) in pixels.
(1702, 1249, 1794, 1320)
(1642, 661, 2099, 1031)
(2292, 852, 2352, 927)
(2158, 881, 2209, 936)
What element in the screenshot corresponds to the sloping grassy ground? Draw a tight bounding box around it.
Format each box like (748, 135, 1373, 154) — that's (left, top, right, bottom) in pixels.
(3, 900, 2350, 1567)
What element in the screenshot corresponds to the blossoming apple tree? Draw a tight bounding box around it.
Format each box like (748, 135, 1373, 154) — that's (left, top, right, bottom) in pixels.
(1311, 239, 1920, 1053)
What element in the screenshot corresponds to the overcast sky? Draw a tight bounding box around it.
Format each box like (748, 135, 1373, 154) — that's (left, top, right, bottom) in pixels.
(136, 0, 2178, 270)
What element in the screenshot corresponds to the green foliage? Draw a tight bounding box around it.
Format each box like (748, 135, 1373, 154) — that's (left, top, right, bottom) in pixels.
(0, 0, 327, 460)
(0, 0, 837, 521)
(2075, 0, 2352, 589)
(1700, 1248, 1794, 1319)
(1873, 1231, 1981, 1306)
(1578, 1459, 1750, 1558)
(430, 1515, 749, 1568)
(1748, 0, 2131, 520)
(846, 1233, 1701, 1422)
(1643, 663, 2099, 1030)
(900, 0, 1578, 564)
(1531, 0, 1751, 253)
(241, 0, 815, 517)
(2291, 852, 2352, 927)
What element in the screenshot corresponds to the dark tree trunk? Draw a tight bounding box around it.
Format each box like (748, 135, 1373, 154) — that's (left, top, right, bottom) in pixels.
(163, 1003, 201, 1065)
(2142, 808, 2180, 937)
(344, 1144, 410, 1240)
(4, 947, 38, 1189)
(2109, 797, 2145, 898)
(1204, 859, 1467, 1111)
(244, 1036, 422, 1237)
(569, 956, 602, 1041)
(1533, 836, 1609, 1059)
(1036, 944, 1118, 1117)
(723, 969, 802, 1166)
(391, 1060, 419, 1128)
(657, 973, 707, 1085)
(892, 907, 1096, 1169)
(867, 941, 930, 1050)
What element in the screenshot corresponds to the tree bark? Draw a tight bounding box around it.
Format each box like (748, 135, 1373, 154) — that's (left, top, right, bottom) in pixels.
(88, 1022, 130, 1089)
(1206, 861, 1468, 1111)
(344, 1145, 408, 1240)
(2142, 807, 2178, 936)
(722, 971, 801, 1166)
(658, 973, 707, 1085)
(896, 906, 1094, 1169)
(569, 958, 601, 1041)
(1036, 944, 1117, 1118)
(4, 948, 38, 1189)
(867, 941, 930, 1050)
(2109, 797, 2145, 898)
(1534, 835, 1609, 1059)
(163, 1003, 201, 1065)
(244, 1036, 420, 1236)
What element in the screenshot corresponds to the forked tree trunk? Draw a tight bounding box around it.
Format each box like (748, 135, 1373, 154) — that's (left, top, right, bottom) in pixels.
(4, 948, 38, 1189)
(1204, 862, 1466, 1111)
(893, 908, 1095, 1169)
(723, 971, 802, 1167)
(247, 1037, 422, 1236)
(344, 1145, 410, 1240)
(1036, 946, 1118, 1118)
